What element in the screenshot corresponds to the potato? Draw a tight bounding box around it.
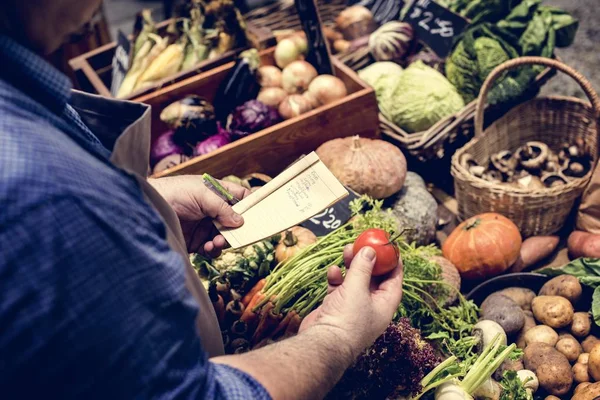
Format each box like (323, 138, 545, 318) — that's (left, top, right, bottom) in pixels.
(510, 236, 560, 273)
(572, 382, 600, 400)
(579, 353, 590, 365)
(572, 312, 592, 338)
(575, 382, 592, 395)
(569, 231, 600, 259)
(532, 295, 574, 328)
(524, 342, 573, 396)
(481, 293, 525, 335)
(498, 287, 536, 311)
(556, 334, 583, 363)
(544, 396, 561, 400)
(582, 335, 600, 353)
(539, 275, 583, 304)
(573, 362, 590, 383)
(524, 325, 559, 346)
(516, 311, 537, 349)
(588, 343, 600, 381)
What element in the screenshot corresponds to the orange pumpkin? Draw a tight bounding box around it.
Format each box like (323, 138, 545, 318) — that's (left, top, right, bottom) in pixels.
(275, 226, 318, 263)
(442, 213, 522, 280)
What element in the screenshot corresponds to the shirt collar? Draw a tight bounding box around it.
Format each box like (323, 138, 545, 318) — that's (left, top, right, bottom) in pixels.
(0, 35, 72, 114)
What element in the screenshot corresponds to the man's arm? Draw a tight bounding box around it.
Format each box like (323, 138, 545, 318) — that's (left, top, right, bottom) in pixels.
(214, 247, 404, 399)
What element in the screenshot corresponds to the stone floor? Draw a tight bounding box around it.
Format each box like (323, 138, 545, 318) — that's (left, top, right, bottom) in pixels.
(103, 0, 599, 97)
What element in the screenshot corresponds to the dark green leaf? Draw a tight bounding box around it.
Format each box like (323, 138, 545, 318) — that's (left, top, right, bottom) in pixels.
(538, 258, 600, 281)
(592, 287, 600, 328)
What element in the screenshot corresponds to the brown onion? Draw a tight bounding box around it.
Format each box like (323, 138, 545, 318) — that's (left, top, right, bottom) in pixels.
(281, 61, 318, 94)
(307, 75, 347, 105)
(303, 91, 320, 109)
(275, 38, 303, 69)
(257, 87, 288, 108)
(257, 66, 282, 88)
(278, 94, 313, 119)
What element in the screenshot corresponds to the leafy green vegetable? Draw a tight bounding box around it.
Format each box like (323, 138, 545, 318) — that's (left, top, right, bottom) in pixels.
(500, 370, 531, 400)
(379, 61, 465, 133)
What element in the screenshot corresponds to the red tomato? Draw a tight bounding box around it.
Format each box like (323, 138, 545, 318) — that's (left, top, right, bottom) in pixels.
(353, 228, 399, 276)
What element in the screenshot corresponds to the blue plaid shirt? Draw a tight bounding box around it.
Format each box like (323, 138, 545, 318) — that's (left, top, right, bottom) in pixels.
(0, 35, 270, 400)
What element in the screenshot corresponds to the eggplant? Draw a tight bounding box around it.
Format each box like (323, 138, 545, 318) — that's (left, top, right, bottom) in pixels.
(213, 48, 261, 122)
(160, 95, 217, 145)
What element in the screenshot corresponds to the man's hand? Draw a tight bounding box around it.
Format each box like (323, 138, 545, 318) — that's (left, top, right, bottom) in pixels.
(299, 245, 403, 356)
(148, 175, 249, 256)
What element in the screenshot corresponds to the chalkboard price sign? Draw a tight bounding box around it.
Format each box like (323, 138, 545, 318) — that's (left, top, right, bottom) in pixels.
(403, 0, 469, 58)
(301, 187, 360, 236)
(295, 0, 335, 76)
(110, 30, 131, 97)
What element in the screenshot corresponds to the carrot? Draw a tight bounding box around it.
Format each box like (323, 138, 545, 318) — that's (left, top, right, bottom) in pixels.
(240, 292, 266, 332)
(282, 312, 303, 339)
(251, 302, 282, 346)
(271, 310, 295, 340)
(242, 279, 266, 308)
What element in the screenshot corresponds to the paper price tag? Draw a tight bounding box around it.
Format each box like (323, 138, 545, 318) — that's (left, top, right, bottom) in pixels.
(403, 0, 469, 58)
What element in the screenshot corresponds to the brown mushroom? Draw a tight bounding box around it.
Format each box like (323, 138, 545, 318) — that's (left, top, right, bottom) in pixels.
(491, 150, 517, 175)
(483, 170, 504, 183)
(542, 173, 568, 188)
(517, 174, 545, 190)
(461, 154, 486, 178)
(518, 142, 550, 171)
(563, 160, 590, 178)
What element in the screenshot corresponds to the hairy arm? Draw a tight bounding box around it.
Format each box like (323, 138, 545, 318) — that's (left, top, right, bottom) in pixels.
(213, 325, 356, 399)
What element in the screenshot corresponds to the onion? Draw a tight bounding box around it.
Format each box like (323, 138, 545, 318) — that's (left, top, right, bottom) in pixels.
(281, 61, 318, 94)
(278, 94, 314, 119)
(150, 130, 186, 167)
(303, 91, 320, 109)
(194, 133, 231, 156)
(275, 38, 302, 69)
(307, 75, 347, 105)
(257, 87, 288, 108)
(257, 65, 282, 88)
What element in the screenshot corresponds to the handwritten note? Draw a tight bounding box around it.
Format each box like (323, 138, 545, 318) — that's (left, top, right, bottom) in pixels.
(217, 152, 348, 248)
(403, 0, 469, 58)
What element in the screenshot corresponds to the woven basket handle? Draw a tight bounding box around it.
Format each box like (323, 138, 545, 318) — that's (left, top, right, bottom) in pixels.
(475, 56, 600, 138)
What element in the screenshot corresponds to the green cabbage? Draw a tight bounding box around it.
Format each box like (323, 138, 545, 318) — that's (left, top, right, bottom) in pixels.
(358, 62, 404, 96)
(379, 61, 465, 133)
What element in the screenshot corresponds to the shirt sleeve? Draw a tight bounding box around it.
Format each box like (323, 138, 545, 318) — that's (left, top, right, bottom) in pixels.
(0, 189, 271, 400)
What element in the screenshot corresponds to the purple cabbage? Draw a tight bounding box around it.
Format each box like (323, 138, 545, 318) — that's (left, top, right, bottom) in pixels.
(150, 130, 186, 167)
(194, 125, 232, 156)
(227, 99, 281, 139)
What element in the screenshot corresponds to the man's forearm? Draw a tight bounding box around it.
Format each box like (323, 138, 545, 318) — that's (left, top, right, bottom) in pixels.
(212, 325, 357, 399)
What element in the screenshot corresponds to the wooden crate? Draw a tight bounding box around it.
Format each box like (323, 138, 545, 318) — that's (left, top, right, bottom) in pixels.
(138, 47, 380, 178)
(68, 18, 273, 101)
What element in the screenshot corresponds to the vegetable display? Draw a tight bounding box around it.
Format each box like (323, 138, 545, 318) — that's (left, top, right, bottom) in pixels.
(150, 45, 349, 173)
(117, 1, 251, 98)
(316, 136, 407, 199)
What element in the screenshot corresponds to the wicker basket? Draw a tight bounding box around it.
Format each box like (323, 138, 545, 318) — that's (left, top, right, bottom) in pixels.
(451, 57, 600, 237)
(244, 0, 346, 32)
